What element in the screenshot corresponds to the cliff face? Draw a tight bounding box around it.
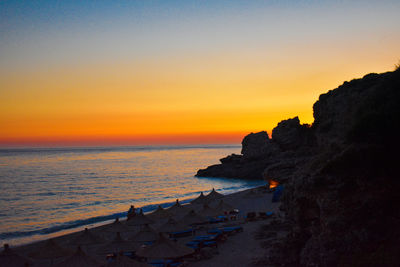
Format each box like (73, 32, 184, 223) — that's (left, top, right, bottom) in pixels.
(277, 70, 400, 266)
(197, 69, 400, 266)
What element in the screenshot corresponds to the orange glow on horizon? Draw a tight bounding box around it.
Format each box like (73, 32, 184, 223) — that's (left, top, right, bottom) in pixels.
(0, 132, 248, 147)
(1, 2, 399, 147)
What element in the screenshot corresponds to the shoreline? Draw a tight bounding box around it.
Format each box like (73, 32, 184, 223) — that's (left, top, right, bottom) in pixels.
(2, 197, 196, 248)
(2, 178, 265, 247)
(8, 184, 282, 266)
(9, 184, 270, 249)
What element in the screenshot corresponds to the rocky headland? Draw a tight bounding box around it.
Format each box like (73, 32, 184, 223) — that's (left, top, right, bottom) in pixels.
(196, 116, 315, 182)
(196, 69, 400, 266)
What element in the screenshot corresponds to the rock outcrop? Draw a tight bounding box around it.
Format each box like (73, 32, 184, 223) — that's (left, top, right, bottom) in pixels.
(241, 131, 274, 159)
(195, 117, 315, 180)
(196, 69, 400, 266)
(197, 130, 283, 179)
(272, 116, 313, 150)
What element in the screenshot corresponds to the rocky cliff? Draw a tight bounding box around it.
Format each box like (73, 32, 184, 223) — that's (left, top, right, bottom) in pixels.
(196, 116, 316, 181)
(197, 69, 400, 266)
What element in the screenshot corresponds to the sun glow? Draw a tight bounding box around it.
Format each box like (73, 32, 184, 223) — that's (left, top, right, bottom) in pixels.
(1, 1, 399, 146)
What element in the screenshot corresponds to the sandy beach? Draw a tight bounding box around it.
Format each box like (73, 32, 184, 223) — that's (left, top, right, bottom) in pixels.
(4, 185, 282, 267)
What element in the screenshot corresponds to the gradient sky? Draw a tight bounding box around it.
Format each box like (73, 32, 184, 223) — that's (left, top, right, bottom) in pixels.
(1, 0, 400, 146)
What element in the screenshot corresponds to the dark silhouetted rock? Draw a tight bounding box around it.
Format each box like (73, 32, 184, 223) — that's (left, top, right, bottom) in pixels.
(271, 117, 313, 150)
(241, 131, 274, 159)
(196, 131, 282, 179)
(196, 68, 400, 266)
(219, 154, 242, 164)
(279, 70, 400, 266)
(196, 158, 271, 180)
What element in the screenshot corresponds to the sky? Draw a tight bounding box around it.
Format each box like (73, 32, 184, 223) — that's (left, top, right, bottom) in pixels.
(1, 0, 400, 146)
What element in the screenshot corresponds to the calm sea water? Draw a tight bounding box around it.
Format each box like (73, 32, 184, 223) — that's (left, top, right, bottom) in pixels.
(0, 145, 265, 246)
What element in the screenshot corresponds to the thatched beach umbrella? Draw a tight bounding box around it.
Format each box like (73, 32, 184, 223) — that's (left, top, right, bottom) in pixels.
(97, 232, 139, 255)
(190, 192, 207, 205)
(126, 209, 154, 227)
(147, 205, 172, 220)
(29, 239, 72, 261)
(167, 199, 188, 215)
(105, 218, 130, 233)
(181, 210, 208, 226)
(55, 246, 103, 267)
(205, 188, 224, 201)
(128, 224, 158, 243)
(0, 244, 32, 267)
(136, 234, 193, 259)
(107, 252, 151, 267)
(157, 218, 188, 234)
(199, 203, 221, 217)
(69, 228, 105, 246)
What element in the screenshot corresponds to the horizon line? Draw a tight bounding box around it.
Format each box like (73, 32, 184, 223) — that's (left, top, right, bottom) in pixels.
(0, 131, 264, 148)
(0, 143, 242, 150)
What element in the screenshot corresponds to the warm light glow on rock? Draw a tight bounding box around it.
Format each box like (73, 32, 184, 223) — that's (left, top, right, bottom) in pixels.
(269, 179, 279, 189)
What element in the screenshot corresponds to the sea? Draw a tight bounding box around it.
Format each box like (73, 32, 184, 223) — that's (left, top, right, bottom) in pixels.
(0, 145, 265, 246)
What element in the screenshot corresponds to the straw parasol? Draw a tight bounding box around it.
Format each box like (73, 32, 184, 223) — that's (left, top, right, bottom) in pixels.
(128, 224, 158, 243)
(136, 234, 194, 259)
(55, 246, 103, 267)
(29, 238, 72, 260)
(126, 209, 154, 227)
(205, 188, 224, 201)
(199, 203, 221, 217)
(167, 199, 187, 216)
(214, 199, 234, 213)
(97, 232, 139, 255)
(157, 218, 188, 233)
(69, 228, 105, 246)
(190, 192, 207, 205)
(104, 218, 130, 233)
(0, 244, 32, 267)
(147, 205, 172, 220)
(107, 252, 151, 267)
(180, 210, 208, 226)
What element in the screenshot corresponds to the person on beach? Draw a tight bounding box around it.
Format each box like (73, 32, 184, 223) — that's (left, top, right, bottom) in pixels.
(127, 205, 136, 220)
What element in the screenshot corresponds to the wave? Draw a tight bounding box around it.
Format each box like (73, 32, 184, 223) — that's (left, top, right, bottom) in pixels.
(0, 198, 187, 240)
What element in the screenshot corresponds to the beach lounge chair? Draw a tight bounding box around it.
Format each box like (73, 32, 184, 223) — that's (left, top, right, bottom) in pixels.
(245, 212, 257, 221)
(186, 241, 200, 250)
(193, 234, 218, 241)
(188, 237, 218, 251)
(207, 228, 223, 235)
(169, 229, 193, 239)
(223, 226, 243, 233)
(149, 259, 183, 267)
(258, 211, 273, 219)
(148, 259, 169, 266)
(203, 241, 217, 248)
(217, 215, 228, 221)
(208, 217, 224, 224)
(259, 212, 268, 219)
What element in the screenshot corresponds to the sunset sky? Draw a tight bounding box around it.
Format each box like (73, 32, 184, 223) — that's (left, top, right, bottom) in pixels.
(1, 0, 400, 146)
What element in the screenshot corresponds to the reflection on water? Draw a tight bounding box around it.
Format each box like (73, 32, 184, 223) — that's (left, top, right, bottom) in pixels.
(0, 145, 265, 245)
